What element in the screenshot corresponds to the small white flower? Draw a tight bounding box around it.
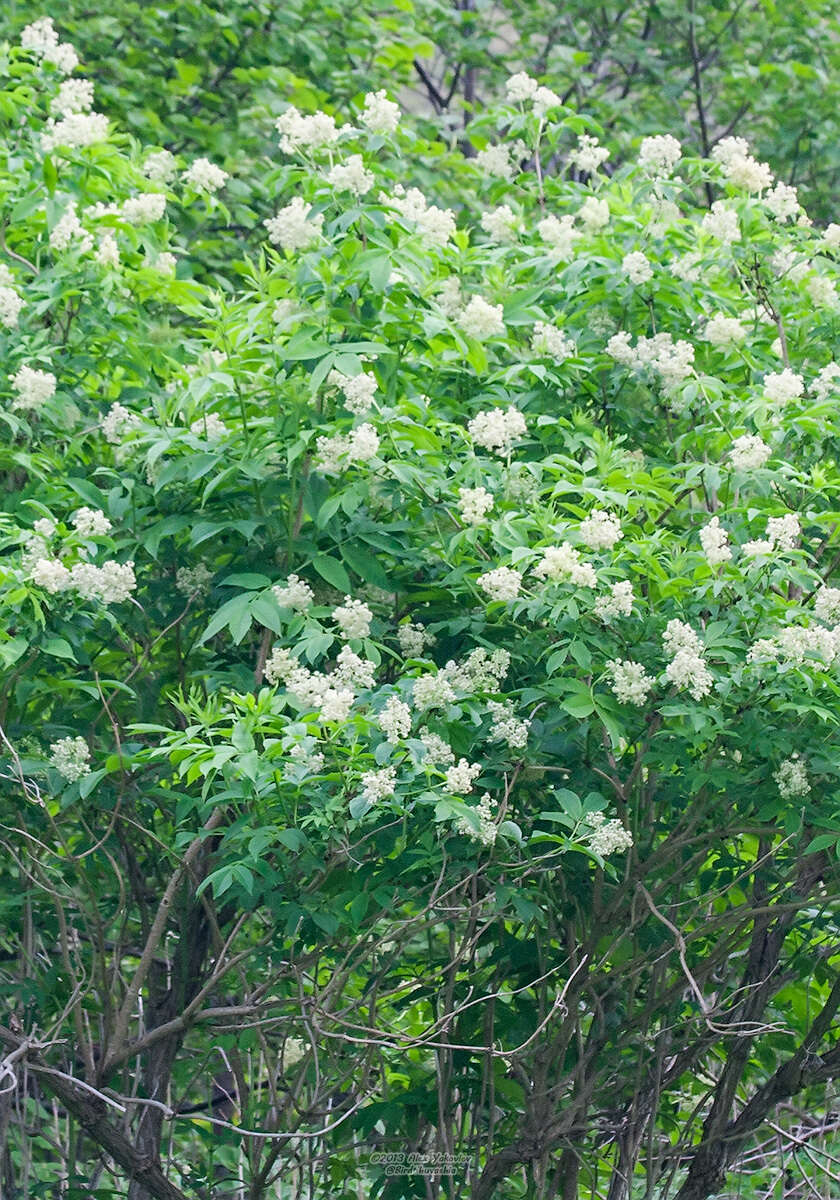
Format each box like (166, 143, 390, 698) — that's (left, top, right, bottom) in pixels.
(333, 597, 373, 640)
(182, 158, 228, 192)
(273, 574, 314, 612)
(378, 695, 412, 742)
(774, 757, 810, 799)
(579, 510, 622, 551)
(699, 516, 732, 567)
(607, 659, 654, 706)
(728, 435, 771, 470)
(468, 408, 526, 455)
(458, 486, 494, 526)
(359, 766, 397, 803)
(477, 566, 523, 602)
(638, 134, 681, 176)
(622, 251, 653, 285)
(459, 296, 505, 339)
(445, 758, 482, 793)
(49, 736, 91, 782)
(360, 90, 399, 134)
(264, 198, 324, 252)
(72, 507, 111, 536)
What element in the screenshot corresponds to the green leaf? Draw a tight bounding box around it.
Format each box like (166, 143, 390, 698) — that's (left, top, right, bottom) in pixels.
(311, 554, 352, 593)
(41, 637, 75, 661)
(220, 573, 271, 589)
(340, 542, 391, 589)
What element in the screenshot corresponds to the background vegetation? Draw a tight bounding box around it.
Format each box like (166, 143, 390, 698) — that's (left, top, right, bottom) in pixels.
(2, 4, 840, 1199)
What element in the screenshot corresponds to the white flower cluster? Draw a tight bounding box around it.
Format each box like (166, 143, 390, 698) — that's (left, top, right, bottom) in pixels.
(378, 695, 412, 742)
(21, 17, 78, 72)
(468, 408, 526, 455)
(360, 766, 397, 803)
(413, 673, 457, 710)
(824, 224, 840, 250)
(585, 812, 634, 856)
(264, 198, 324, 252)
(50, 78, 94, 116)
(360, 90, 400, 134)
(705, 313, 746, 346)
(578, 196, 610, 231)
(333, 597, 373, 639)
(182, 158, 228, 192)
(606, 331, 694, 391)
(275, 107, 339, 153)
(477, 566, 523, 602)
(50, 203, 93, 253)
(175, 563, 213, 598)
(607, 659, 654, 706)
(815, 587, 840, 625)
(315, 423, 380, 472)
(662, 619, 713, 700)
(397, 623, 434, 658)
(638, 134, 681, 176)
(33, 558, 136, 605)
(73, 507, 111, 536)
(764, 181, 799, 221)
(456, 793, 497, 846)
(537, 214, 580, 258)
(189, 414, 228, 440)
(570, 134, 610, 174)
(700, 516, 732, 567)
(622, 251, 653, 285)
(445, 759, 482, 793)
(285, 741, 325, 780)
(487, 700, 530, 750)
(143, 150, 177, 184)
(458, 486, 494, 525)
(748, 624, 840, 670)
(334, 644, 376, 689)
(121, 193, 167, 224)
(102, 402, 140, 444)
(273, 574, 314, 612)
(264, 648, 357, 723)
(712, 136, 773, 193)
(531, 320, 575, 361)
(475, 144, 516, 180)
(0, 266, 23, 328)
(385, 186, 456, 247)
(444, 647, 511, 692)
(774, 757, 810, 799)
(459, 295, 505, 339)
(328, 368, 377, 414)
(11, 364, 56, 410)
(728, 434, 772, 470)
(765, 513, 800, 551)
(533, 543, 597, 588)
(700, 202, 740, 244)
(420, 728, 456, 765)
(805, 274, 838, 309)
(504, 72, 561, 116)
(328, 154, 374, 196)
(764, 368, 804, 404)
(480, 205, 518, 242)
(42, 112, 109, 153)
(594, 580, 634, 622)
(49, 736, 91, 782)
(579, 510, 622, 551)
(412, 647, 511, 713)
(96, 234, 119, 268)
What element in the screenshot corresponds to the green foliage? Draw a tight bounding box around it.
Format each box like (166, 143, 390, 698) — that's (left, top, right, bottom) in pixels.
(0, 11, 840, 1200)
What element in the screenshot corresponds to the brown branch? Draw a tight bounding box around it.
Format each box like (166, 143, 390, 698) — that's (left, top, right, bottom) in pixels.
(101, 806, 225, 1076)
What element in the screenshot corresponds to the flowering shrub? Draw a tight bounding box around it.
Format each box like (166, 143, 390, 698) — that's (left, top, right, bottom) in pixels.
(2, 23, 840, 1200)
